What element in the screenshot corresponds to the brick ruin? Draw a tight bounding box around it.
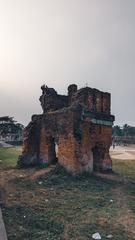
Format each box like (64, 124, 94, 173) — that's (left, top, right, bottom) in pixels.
(18, 84, 115, 175)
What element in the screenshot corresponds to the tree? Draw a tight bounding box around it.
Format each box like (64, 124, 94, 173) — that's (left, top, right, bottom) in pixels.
(113, 124, 135, 137)
(0, 117, 24, 137)
(122, 124, 135, 136)
(113, 125, 122, 136)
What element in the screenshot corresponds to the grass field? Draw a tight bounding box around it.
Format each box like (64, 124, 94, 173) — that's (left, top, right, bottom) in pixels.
(0, 147, 22, 168)
(0, 147, 135, 240)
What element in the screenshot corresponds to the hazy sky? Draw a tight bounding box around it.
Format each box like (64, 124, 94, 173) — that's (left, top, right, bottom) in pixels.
(0, 0, 135, 126)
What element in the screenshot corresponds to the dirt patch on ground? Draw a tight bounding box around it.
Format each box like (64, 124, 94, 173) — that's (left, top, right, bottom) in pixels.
(110, 146, 135, 160)
(30, 166, 56, 180)
(0, 166, 56, 208)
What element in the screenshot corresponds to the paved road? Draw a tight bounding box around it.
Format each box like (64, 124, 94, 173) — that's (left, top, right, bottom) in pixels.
(110, 146, 135, 160)
(0, 208, 8, 240)
(0, 141, 13, 148)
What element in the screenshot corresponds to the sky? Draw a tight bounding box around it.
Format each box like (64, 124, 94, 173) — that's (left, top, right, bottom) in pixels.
(0, 0, 135, 126)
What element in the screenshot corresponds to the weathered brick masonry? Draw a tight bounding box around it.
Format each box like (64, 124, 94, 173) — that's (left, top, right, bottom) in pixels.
(18, 84, 115, 174)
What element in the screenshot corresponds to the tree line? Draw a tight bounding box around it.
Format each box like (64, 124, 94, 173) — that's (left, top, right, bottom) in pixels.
(113, 124, 135, 137)
(0, 116, 24, 137)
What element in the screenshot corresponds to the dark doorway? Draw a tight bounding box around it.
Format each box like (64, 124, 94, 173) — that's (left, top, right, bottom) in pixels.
(48, 137, 58, 164)
(92, 144, 105, 171)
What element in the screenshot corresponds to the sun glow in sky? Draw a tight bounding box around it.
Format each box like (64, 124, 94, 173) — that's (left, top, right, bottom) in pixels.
(0, 0, 135, 126)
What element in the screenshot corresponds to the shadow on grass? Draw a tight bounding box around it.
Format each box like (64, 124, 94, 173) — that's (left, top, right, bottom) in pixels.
(11, 164, 119, 193)
(2, 202, 133, 240)
(2, 204, 64, 240)
(124, 182, 135, 213)
(79, 223, 131, 240)
(2, 164, 135, 240)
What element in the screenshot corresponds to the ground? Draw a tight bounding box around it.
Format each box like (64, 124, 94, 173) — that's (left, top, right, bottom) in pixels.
(0, 146, 135, 240)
